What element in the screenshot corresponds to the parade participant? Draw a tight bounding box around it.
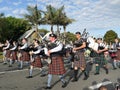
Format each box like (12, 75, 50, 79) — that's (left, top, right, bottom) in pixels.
(9, 41, 18, 67)
(112, 38, 120, 69)
(26, 39, 45, 78)
(44, 33, 67, 89)
(71, 32, 89, 82)
(94, 38, 109, 75)
(3, 40, 11, 64)
(18, 38, 30, 69)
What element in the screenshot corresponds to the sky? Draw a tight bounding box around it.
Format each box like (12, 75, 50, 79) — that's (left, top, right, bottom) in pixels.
(0, 0, 120, 38)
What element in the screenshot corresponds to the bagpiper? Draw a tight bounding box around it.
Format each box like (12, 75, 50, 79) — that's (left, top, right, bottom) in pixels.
(112, 38, 120, 69)
(44, 33, 67, 89)
(9, 41, 18, 67)
(26, 39, 45, 78)
(94, 38, 109, 75)
(3, 40, 11, 64)
(71, 32, 89, 82)
(18, 38, 30, 69)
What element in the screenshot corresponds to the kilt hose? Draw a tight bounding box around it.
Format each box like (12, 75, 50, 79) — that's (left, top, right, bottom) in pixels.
(5, 50, 11, 59)
(74, 51, 86, 68)
(115, 50, 120, 60)
(10, 51, 17, 61)
(20, 51, 30, 61)
(31, 56, 43, 68)
(48, 55, 66, 75)
(95, 53, 108, 65)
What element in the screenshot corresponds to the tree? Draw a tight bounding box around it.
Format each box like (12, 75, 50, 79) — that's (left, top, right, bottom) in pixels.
(43, 5, 57, 33)
(104, 30, 118, 44)
(23, 5, 43, 38)
(0, 13, 4, 18)
(0, 16, 30, 42)
(60, 12, 75, 44)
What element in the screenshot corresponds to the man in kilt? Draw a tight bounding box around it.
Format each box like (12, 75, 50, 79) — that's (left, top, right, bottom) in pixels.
(112, 38, 120, 69)
(94, 38, 109, 75)
(44, 33, 67, 89)
(9, 41, 18, 67)
(26, 39, 45, 78)
(3, 40, 11, 64)
(18, 38, 30, 69)
(71, 32, 89, 82)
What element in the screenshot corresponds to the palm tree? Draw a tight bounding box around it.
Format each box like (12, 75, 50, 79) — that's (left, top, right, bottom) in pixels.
(43, 5, 57, 33)
(60, 13, 75, 44)
(23, 5, 43, 39)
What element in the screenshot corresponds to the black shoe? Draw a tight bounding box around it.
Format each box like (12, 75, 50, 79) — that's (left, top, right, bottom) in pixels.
(40, 74, 46, 77)
(89, 62, 93, 65)
(62, 82, 67, 88)
(106, 69, 109, 74)
(3, 62, 7, 65)
(70, 67, 74, 70)
(44, 86, 52, 89)
(26, 76, 33, 78)
(83, 75, 89, 80)
(94, 72, 99, 75)
(8, 65, 12, 67)
(71, 78, 78, 82)
(113, 68, 117, 70)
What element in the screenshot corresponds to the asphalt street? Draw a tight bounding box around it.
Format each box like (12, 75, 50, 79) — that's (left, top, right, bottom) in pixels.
(0, 58, 120, 90)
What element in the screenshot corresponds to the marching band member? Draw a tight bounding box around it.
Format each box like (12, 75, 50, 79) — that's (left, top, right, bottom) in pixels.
(3, 40, 11, 64)
(18, 38, 30, 69)
(26, 39, 45, 78)
(112, 38, 120, 69)
(71, 32, 89, 82)
(9, 41, 18, 67)
(44, 33, 67, 89)
(94, 38, 109, 75)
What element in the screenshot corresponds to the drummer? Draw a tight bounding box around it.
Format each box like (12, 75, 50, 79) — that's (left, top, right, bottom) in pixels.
(111, 38, 120, 69)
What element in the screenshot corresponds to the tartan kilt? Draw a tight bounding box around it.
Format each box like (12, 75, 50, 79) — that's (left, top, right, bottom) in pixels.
(90, 50, 99, 57)
(48, 55, 66, 75)
(115, 50, 120, 60)
(10, 51, 17, 60)
(20, 51, 30, 61)
(74, 51, 86, 68)
(31, 56, 43, 68)
(95, 54, 108, 65)
(5, 50, 11, 58)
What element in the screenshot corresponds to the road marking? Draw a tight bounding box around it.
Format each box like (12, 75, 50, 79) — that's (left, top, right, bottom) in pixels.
(0, 69, 28, 74)
(89, 81, 113, 90)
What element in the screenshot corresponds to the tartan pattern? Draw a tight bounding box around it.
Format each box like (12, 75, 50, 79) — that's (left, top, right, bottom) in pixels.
(48, 56, 66, 75)
(20, 51, 30, 61)
(31, 56, 43, 68)
(94, 54, 108, 65)
(74, 51, 86, 68)
(115, 50, 120, 60)
(5, 50, 11, 58)
(10, 51, 17, 60)
(90, 50, 99, 57)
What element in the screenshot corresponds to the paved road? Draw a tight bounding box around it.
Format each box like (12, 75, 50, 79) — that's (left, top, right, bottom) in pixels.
(0, 58, 120, 90)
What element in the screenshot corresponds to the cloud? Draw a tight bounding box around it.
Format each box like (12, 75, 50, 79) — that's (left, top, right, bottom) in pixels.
(0, 0, 120, 36)
(12, 9, 27, 18)
(13, 1, 22, 6)
(0, 7, 11, 12)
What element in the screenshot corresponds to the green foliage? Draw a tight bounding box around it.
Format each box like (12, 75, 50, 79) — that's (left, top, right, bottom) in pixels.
(0, 16, 30, 42)
(39, 29, 49, 35)
(104, 30, 118, 44)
